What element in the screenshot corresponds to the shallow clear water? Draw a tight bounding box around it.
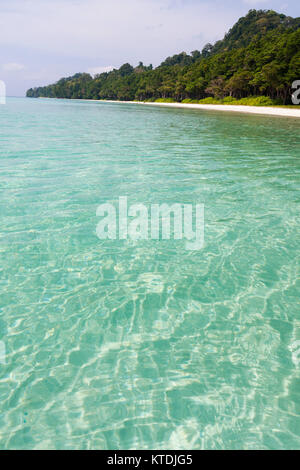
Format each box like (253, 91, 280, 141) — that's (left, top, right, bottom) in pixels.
(0, 97, 300, 450)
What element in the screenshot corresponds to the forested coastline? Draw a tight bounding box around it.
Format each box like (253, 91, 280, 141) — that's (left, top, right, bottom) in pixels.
(27, 9, 300, 105)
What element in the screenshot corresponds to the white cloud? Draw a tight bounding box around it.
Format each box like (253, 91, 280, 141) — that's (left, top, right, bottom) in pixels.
(87, 65, 114, 76)
(2, 62, 25, 72)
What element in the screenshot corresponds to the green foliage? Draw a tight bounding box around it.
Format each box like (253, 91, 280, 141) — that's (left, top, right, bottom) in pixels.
(182, 99, 201, 103)
(198, 97, 221, 104)
(212, 9, 300, 54)
(155, 98, 177, 103)
(234, 96, 279, 106)
(26, 9, 300, 105)
(195, 96, 280, 106)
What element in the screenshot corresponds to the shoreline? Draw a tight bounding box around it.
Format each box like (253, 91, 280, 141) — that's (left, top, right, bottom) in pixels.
(36, 97, 300, 118)
(96, 99, 300, 119)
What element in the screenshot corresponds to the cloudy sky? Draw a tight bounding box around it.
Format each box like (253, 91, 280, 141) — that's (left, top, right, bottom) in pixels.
(1, 0, 299, 96)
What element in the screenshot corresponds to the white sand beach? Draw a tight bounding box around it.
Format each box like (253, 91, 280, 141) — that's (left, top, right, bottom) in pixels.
(99, 100, 300, 119)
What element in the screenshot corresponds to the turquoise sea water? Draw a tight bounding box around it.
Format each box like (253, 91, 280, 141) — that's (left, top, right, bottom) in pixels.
(0, 97, 299, 449)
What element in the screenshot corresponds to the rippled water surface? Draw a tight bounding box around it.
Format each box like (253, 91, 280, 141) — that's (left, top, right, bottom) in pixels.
(0, 98, 300, 449)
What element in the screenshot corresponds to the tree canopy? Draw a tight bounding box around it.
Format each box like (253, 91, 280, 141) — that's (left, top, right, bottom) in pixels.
(27, 10, 300, 105)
